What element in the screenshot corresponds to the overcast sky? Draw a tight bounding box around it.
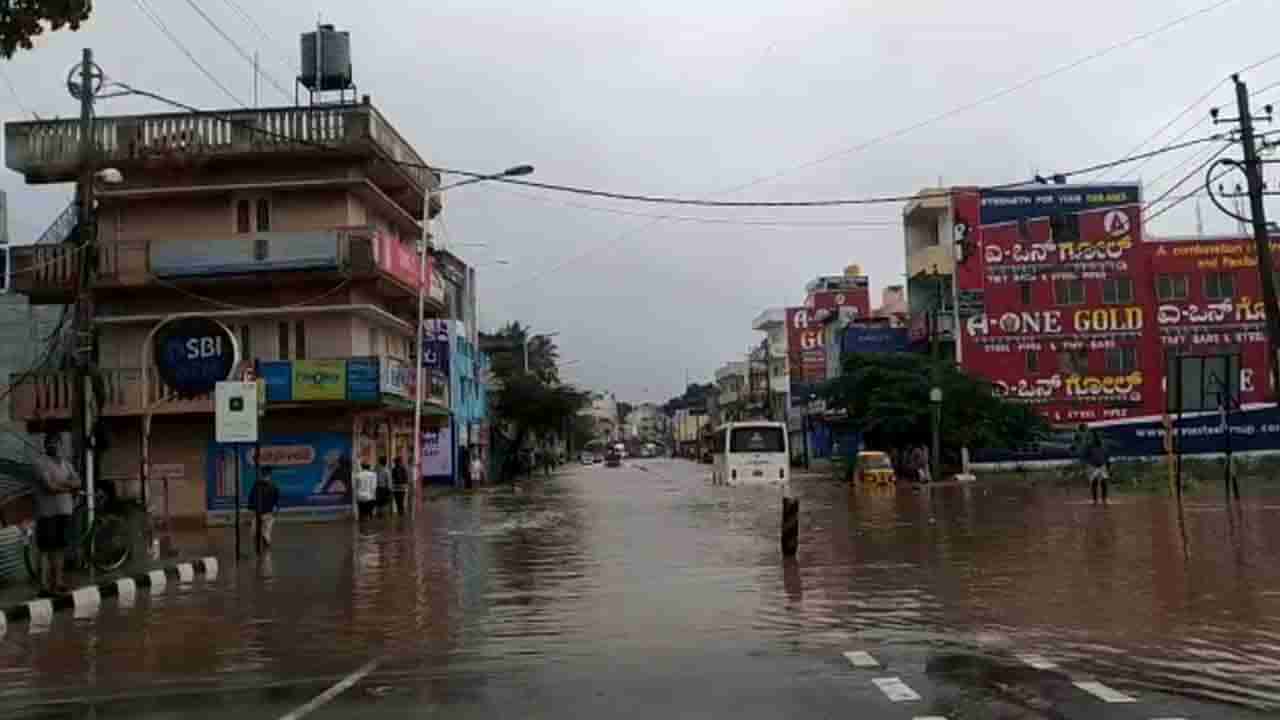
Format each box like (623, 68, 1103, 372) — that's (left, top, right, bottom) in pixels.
(2, 1, 1278, 402)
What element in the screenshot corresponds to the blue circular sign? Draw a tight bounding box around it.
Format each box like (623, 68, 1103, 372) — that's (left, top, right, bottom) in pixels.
(153, 317, 238, 398)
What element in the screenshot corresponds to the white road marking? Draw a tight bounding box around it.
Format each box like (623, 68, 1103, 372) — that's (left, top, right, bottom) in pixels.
(176, 562, 195, 583)
(71, 586, 101, 618)
(148, 569, 167, 594)
(203, 556, 218, 580)
(116, 577, 137, 608)
(843, 650, 880, 668)
(872, 677, 922, 702)
(913, 716, 948, 720)
(26, 599, 52, 630)
(1073, 680, 1136, 703)
(1016, 653, 1058, 670)
(277, 658, 379, 720)
(0, 610, 6, 639)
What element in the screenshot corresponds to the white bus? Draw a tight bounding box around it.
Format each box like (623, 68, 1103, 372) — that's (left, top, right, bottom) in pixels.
(710, 421, 789, 487)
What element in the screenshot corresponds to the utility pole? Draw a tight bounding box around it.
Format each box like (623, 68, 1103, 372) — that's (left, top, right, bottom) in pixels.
(71, 48, 97, 508)
(1213, 75, 1280, 392)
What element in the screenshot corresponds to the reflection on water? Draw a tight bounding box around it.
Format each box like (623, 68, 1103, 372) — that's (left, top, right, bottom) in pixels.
(1, 460, 1279, 713)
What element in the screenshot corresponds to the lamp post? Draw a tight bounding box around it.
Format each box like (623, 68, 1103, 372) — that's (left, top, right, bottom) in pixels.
(413, 164, 532, 512)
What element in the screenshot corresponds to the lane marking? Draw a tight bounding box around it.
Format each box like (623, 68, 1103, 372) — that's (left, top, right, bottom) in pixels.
(913, 717, 948, 720)
(0, 610, 6, 639)
(278, 658, 379, 720)
(177, 562, 195, 583)
(116, 577, 137, 608)
(843, 650, 880, 668)
(1016, 653, 1059, 670)
(26, 598, 52, 625)
(872, 677, 922, 702)
(203, 556, 219, 580)
(71, 586, 101, 618)
(1073, 680, 1136, 703)
(148, 569, 167, 594)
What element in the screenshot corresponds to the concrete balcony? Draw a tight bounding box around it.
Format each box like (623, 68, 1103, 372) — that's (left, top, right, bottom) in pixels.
(906, 243, 954, 278)
(5, 102, 440, 219)
(11, 368, 212, 422)
(8, 228, 445, 310)
(8, 355, 447, 424)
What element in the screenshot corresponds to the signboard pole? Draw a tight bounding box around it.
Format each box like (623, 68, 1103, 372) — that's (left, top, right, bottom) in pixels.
(234, 447, 241, 561)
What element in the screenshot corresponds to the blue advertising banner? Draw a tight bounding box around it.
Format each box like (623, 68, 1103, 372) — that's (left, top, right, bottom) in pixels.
(842, 327, 909, 355)
(978, 184, 1139, 225)
(421, 319, 451, 375)
(346, 357, 379, 402)
(207, 433, 354, 511)
(260, 361, 292, 402)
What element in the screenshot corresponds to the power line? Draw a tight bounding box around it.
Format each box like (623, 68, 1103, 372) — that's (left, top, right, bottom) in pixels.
(118, 83, 1224, 209)
(132, 0, 247, 107)
(181, 0, 291, 102)
(0, 63, 37, 119)
(1143, 143, 1233, 215)
(219, 0, 295, 71)
(715, 0, 1239, 195)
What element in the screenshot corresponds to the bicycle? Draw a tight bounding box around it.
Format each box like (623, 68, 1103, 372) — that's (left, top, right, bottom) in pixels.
(23, 488, 133, 583)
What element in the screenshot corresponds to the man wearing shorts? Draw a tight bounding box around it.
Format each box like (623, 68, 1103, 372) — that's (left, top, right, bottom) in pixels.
(1085, 431, 1110, 504)
(34, 434, 80, 596)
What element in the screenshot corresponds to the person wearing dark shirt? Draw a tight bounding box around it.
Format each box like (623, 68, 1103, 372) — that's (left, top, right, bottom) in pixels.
(391, 457, 410, 516)
(1085, 431, 1110, 505)
(247, 467, 281, 548)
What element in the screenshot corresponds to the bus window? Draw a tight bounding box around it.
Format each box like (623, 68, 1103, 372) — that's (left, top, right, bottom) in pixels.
(729, 427, 785, 453)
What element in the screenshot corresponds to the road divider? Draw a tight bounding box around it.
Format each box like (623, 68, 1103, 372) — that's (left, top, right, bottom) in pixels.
(0, 555, 221, 637)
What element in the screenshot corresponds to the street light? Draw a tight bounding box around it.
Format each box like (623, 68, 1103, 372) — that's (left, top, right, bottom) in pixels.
(414, 164, 532, 513)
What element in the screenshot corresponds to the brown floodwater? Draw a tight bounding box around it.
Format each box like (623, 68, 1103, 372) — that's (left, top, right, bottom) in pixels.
(1, 458, 1277, 715)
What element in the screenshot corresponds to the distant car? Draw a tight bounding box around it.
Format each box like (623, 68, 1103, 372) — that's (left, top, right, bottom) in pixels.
(853, 451, 896, 486)
(605, 450, 622, 468)
(580, 451, 593, 465)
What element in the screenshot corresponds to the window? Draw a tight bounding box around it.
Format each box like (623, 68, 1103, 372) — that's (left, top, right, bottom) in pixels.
(1156, 274, 1189, 301)
(1025, 350, 1039, 373)
(1205, 272, 1235, 301)
(278, 322, 290, 360)
(1053, 278, 1085, 305)
(730, 427, 785, 453)
(236, 199, 251, 233)
(294, 320, 306, 360)
(1049, 212, 1079, 243)
(1019, 281, 1032, 305)
(1058, 350, 1089, 375)
(1102, 277, 1134, 305)
(256, 197, 271, 232)
(1105, 346, 1137, 374)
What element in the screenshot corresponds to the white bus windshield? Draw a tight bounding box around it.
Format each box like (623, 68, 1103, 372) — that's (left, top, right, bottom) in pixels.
(729, 427, 785, 453)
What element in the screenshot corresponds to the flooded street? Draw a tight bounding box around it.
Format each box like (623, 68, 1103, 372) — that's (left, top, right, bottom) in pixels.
(2, 458, 1279, 718)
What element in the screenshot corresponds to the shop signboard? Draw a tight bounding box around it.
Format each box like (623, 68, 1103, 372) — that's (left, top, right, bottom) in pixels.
(421, 319, 451, 375)
(153, 317, 239, 397)
(842, 327, 909, 355)
(786, 307, 825, 405)
(207, 433, 353, 511)
(259, 361, 292, 402)
(422, 425, 453, 478)
(292, 360, 346, 401)
(380, 356, 414, 399)
(346, 357, 380, 402)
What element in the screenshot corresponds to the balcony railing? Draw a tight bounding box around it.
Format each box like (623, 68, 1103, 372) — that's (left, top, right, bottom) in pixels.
(7, 227, 446, 307)
(5, 102, 438, 217)
(11, 368, 213, 421)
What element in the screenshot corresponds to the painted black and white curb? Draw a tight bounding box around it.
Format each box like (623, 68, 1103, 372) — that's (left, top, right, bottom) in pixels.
(0, 556, 219, 638)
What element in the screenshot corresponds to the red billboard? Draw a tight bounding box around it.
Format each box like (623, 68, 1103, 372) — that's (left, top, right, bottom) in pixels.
(1148, 237, 1280, 407)
(956, 185, 1147, 424)
(786, 307, 825, 401)
(804, 276, 871, 319)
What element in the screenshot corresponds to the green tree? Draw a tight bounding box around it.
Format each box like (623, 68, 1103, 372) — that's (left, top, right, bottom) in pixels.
(820, 353, 1046, 460)
(617, 401, 634, 424)
(1, 1, 92, 59)
(480, 321, 559, 384)
(493, 374, 588, 480)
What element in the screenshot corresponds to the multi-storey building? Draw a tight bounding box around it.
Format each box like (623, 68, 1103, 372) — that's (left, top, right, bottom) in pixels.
(5, 94, 448, 524)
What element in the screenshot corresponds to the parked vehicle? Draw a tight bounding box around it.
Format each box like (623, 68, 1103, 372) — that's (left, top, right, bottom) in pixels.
(580, 451, 594, 465)
(852, 451, 896, 486)
(605, 449, 622, 468)
(709, 421, 789, 486)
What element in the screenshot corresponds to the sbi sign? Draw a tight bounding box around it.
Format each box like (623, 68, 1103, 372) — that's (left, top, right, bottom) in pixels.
(153, 317, 239, 398)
